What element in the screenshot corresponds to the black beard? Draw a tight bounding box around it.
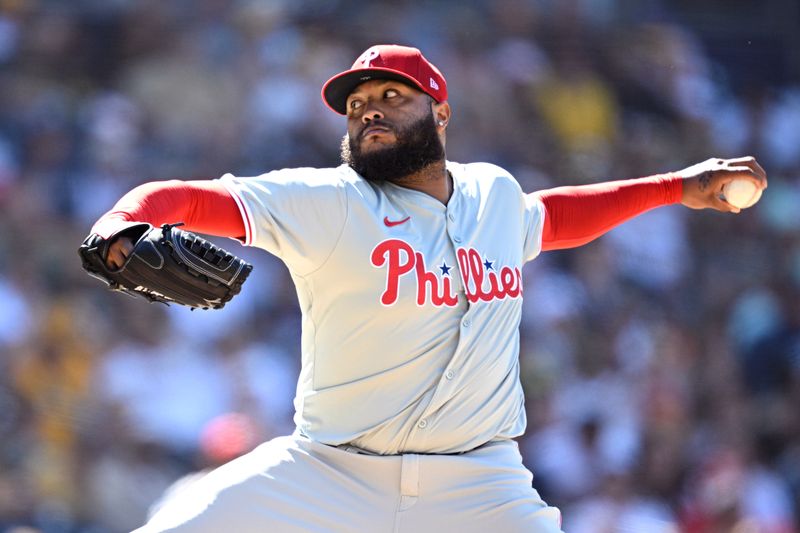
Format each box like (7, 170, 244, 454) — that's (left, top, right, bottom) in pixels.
(340, 113, 444, 184)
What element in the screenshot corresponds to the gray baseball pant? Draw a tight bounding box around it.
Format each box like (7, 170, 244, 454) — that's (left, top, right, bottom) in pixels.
(135, 434, 563, 533)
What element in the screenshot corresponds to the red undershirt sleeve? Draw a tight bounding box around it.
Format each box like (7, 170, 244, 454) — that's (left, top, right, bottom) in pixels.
(536, 173, 683, 251)
(91, 179, 246, 241)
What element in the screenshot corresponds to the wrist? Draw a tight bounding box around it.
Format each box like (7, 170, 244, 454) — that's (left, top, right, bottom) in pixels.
(91, 215, 138, 240)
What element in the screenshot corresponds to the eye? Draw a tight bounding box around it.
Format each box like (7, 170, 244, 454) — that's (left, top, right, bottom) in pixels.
(349, 99, 363, 111)
(385, 88, 399, 99)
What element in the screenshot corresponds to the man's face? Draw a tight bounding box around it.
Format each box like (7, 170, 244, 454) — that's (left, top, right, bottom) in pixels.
(340, 80, 444, 183)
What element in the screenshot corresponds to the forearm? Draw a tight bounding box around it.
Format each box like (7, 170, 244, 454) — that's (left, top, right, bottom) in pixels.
(537, 174, 683, 251)
(92, 179, 245, 240)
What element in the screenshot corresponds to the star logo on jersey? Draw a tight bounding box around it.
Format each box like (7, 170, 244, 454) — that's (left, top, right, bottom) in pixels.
(383, 215, 411, 227)
(439, 261, 451, 276)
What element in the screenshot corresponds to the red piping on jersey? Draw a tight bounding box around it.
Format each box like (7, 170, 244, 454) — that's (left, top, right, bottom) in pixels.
(537, 173, 683, 251)
(91, 179, 246, 241)
(220, 180, 254, 245)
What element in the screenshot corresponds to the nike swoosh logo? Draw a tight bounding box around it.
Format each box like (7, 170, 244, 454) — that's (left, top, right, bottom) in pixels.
(383, 216, 411, 227)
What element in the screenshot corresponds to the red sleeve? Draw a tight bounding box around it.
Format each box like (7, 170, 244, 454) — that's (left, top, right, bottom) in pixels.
(91, 179, 246, 240)
(536, 173, 683, 251)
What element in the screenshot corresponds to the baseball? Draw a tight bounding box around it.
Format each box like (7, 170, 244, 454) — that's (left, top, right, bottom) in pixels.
(723, 179, 762, 209)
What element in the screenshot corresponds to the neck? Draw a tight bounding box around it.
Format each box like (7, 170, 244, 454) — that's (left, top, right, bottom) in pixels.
(391, 160, 451, 204)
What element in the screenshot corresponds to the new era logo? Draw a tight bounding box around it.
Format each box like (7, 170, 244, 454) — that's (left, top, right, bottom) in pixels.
(429, 78, 439, 90)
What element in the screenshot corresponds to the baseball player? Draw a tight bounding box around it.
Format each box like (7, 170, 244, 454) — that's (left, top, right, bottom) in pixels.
(89, 45, 767, 532)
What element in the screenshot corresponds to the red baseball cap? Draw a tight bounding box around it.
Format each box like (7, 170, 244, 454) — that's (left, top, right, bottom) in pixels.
(322, 44, 448, 115)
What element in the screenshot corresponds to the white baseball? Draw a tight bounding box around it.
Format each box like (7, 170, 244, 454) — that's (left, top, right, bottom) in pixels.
(723, 179, 762, 209)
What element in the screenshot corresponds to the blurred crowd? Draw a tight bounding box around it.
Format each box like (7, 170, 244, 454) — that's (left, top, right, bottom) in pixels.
(1, 0, 800, 531)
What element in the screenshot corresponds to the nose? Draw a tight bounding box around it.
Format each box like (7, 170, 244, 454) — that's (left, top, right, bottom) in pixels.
(361, 102, 384, 123)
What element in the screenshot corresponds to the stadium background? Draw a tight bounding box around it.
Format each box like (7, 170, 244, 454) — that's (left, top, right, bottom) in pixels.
(1, 0, 800, 531)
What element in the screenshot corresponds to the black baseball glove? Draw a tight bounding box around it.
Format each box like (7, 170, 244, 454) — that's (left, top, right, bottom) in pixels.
(78, 222, 253, 310)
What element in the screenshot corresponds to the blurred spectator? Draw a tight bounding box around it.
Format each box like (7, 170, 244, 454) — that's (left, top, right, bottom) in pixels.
(94, 305, 236, 452)
(145, 412, 261, 522)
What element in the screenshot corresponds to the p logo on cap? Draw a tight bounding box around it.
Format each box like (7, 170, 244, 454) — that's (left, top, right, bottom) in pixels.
(321, 44, 448, 115)
(359, 47, 380, 68)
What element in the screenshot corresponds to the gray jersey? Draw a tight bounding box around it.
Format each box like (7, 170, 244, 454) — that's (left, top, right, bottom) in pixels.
(219, 161, 545, 454)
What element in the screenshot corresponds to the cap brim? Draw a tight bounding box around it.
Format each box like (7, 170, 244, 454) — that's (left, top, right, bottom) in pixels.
(321, 67, 428, 115)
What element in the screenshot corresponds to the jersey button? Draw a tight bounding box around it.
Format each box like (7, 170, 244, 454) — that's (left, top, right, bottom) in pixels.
(445, 370, 455, 380)
(462, 319, 471, 328)
(417, 419, 428, 429)
(453, 236, 462, 243)
(448, 213, 455, 222)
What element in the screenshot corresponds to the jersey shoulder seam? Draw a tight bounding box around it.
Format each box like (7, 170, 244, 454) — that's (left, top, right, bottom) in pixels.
(296, 179, 351, 278)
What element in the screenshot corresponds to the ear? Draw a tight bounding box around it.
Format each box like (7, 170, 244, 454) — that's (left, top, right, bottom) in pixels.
(432, 101, 451, 129)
